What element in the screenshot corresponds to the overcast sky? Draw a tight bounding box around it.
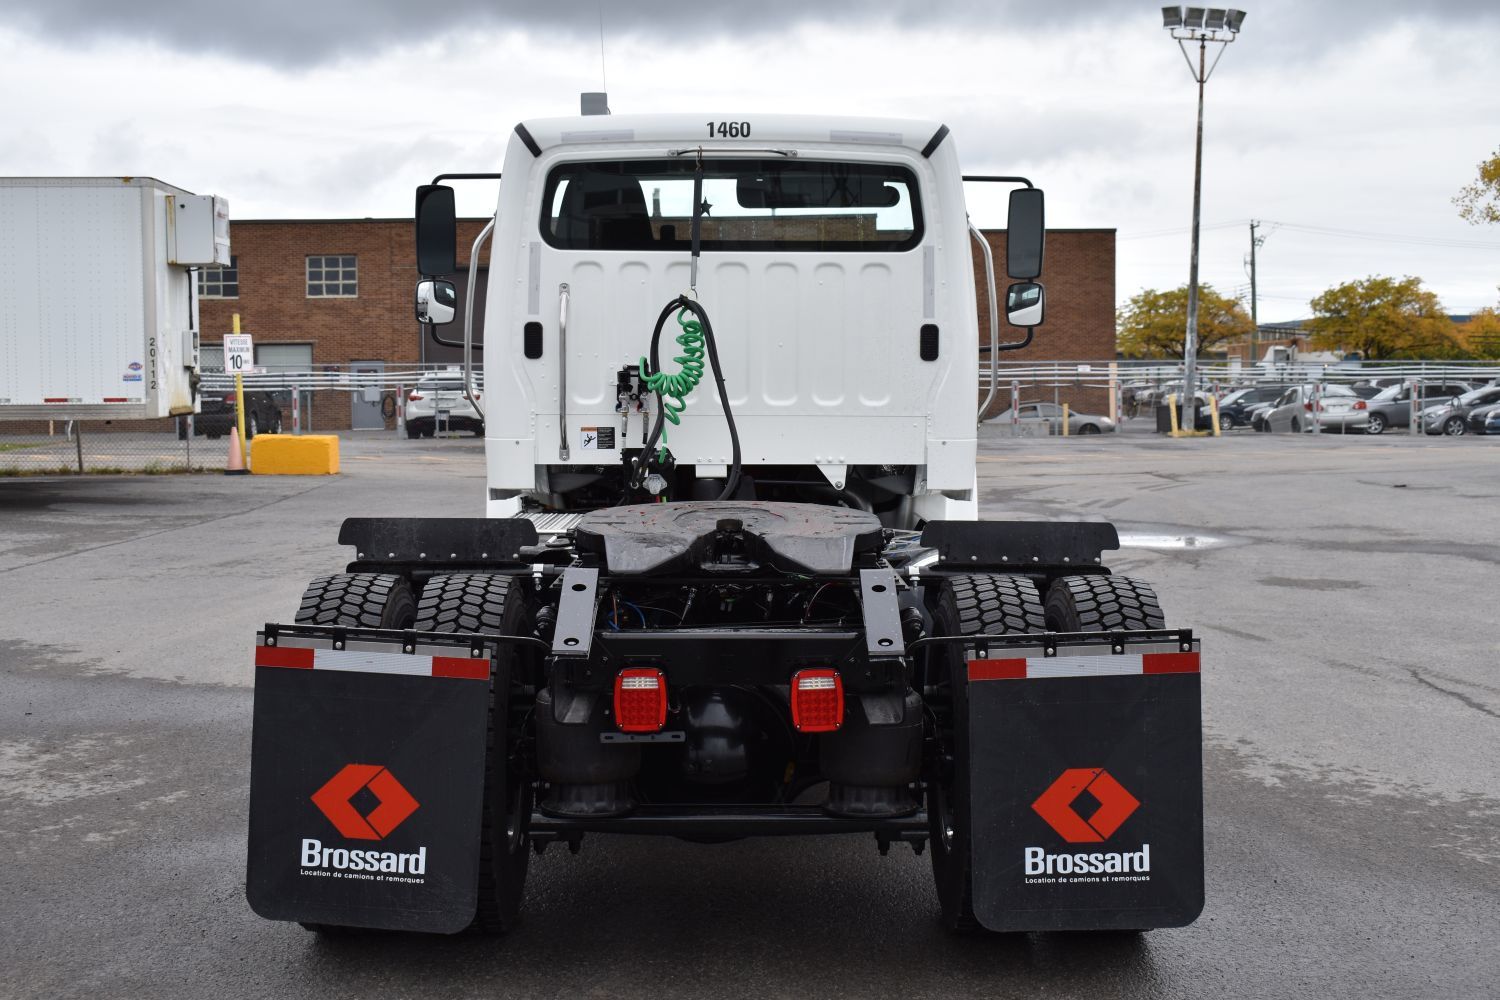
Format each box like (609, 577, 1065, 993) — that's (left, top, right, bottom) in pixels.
(2, 0, 1497, 322)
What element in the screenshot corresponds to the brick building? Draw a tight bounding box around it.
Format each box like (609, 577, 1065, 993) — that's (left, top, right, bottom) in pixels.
(200, 220, 1114, 429)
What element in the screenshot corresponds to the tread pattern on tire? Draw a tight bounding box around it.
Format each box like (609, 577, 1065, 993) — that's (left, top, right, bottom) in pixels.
(946, 574, 1046, 637)
(930, 573, 1044, 933)
(1045, 575, 1165, 632)
(414, 573, 514, 634)
(414, 573, 527, 935)
(295, 573, 412, 627)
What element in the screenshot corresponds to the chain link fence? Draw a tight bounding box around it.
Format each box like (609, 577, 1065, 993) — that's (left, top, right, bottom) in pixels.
(8, 357, 1500, 472)
(0, 418, 219, 475)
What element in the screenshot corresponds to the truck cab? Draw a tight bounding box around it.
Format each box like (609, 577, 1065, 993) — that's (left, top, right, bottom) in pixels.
(414, 114, 1045, 528)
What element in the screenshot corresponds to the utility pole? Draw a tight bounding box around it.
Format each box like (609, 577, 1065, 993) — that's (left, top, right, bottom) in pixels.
(1249, 219, 1260, 362)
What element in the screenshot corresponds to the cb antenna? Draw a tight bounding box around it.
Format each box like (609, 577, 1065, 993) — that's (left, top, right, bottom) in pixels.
(598, 6, 608, 93)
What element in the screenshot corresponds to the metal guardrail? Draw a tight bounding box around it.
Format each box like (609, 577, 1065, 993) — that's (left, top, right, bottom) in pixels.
(978, 360, 1500, 390)
(201, 360, 1500, 395)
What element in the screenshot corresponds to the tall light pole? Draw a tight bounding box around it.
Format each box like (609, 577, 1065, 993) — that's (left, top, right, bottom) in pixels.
(1162, 6, 1246, 433)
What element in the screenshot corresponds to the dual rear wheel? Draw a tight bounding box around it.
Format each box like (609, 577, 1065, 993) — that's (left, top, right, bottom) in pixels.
(292, 571, 532, 936)
(924, 572, 1164, 932)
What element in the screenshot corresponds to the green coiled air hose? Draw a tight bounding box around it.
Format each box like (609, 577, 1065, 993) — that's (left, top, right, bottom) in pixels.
(639, 307, 706, 439)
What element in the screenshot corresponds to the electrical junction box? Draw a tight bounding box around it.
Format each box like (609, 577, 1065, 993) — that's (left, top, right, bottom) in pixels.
(167, 194, 231, 266)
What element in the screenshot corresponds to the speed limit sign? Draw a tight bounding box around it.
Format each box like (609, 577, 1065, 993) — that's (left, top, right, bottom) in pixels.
(224, 333, 255, 373)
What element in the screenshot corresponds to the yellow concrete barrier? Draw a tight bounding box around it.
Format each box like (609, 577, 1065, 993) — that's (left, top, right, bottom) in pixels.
(250, 434, 340, 475)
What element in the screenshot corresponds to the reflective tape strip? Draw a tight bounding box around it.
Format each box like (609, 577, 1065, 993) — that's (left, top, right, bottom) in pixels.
(969, 651, 1198, 681)
(254, 645, 489, 680)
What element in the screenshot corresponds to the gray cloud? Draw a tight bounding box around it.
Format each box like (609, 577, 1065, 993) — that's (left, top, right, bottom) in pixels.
(3, 0, 1497, 67)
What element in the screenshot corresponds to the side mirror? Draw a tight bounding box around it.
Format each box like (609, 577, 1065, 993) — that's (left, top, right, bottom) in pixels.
(1006, 187, 1045, 280)
(415, 184, 457, 276)
(1005, 281, 1045, 328)
(415, 279, 457, 326)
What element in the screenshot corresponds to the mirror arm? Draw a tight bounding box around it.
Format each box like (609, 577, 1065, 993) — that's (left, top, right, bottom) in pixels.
(428, 326, 479, 351)
(421, 172, 502, 343)
(991, 328, 1036, 353)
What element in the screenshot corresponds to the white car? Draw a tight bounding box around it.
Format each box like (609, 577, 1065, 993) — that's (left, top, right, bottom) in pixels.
(405, 374, 483, 438)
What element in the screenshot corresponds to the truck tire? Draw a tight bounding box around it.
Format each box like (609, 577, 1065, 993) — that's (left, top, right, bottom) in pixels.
(925, 574, 1045, 932)
(293, 573, 416, 935)
(1043, 575, 1165, 633)
(415, 573, 534, 935)
(294, 573, 416, 628)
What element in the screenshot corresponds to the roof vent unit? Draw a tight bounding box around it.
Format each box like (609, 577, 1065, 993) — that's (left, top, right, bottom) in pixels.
(580, 92, 610, 116)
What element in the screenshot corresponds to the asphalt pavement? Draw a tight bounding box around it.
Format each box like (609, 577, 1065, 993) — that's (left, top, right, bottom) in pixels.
(1, 430, 1496, 999)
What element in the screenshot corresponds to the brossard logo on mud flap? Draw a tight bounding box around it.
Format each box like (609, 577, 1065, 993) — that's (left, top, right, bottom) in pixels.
(1025, 767, 1152, 884)
(300, 764, 429, 883)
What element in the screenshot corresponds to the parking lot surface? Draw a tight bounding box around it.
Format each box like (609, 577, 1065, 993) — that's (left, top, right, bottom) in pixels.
(1, 431, 1496, 999)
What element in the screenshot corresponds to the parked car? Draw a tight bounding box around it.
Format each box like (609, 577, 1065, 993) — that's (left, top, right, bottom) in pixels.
(1263, 384, 1364, 433)
(1362, 381, 1476, 435)
(1217, 385, 1289, 428)
(1354, 376, 1407, 391)
(405, 374, 483, 438)
(1421, 385, 1500, 435)
(1467, 401, 1500, 434)
(992, 401, 1116, 434)
(179, 390, 282, 439)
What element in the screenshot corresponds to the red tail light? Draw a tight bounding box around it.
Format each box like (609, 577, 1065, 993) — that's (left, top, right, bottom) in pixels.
(407, 392, 423, 401)
(790, 669, 844, 732)
(614, 668, 667, 732)
(1303, 402, 1313, 411)
(1354, 400, 1367, 410)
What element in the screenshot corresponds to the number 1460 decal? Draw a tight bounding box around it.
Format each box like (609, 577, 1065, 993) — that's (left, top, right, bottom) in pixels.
(707, 121, 751, 138)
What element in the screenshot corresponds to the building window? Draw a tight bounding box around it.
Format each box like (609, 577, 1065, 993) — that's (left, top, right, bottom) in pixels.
(307, 255, 357, 298)
(198, 257, 239, 298)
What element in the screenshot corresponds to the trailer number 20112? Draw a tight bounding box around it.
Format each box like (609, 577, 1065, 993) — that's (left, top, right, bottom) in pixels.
(707, 121, 750, 138)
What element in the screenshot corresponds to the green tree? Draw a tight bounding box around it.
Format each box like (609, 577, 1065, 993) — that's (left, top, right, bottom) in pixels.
(1306, 276, 1460, 359)
(1116, 284, 1254, 359)
(1455, 149, 1500, 225)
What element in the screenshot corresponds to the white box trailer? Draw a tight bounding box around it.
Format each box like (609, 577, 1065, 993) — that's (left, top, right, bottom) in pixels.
(0, 177, 229, 422)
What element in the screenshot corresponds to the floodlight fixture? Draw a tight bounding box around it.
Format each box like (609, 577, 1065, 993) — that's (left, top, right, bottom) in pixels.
(1205, 7, 1227, 29)
(1162, 5, 1183, 27)
(1226, 8, 1247, 31)
(1184, 7, 1206, 28)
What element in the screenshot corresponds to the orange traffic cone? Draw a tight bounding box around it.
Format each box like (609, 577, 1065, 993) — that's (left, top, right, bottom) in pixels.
(225, 427, 250, 476)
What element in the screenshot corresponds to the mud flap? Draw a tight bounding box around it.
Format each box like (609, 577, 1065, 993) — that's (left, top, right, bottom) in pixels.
(246, 629, 492, 933)
(965, 635, 1203, 932)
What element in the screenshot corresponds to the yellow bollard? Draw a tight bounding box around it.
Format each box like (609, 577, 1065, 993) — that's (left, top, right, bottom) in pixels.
(1167, 394, 1181, 435)
(1210, 395, 1222, 437)
(1063, 403, 1070, 437)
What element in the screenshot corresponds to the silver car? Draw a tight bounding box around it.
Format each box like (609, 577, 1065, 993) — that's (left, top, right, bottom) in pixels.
(1263, 384, 1364, 433)
(992, 401, 1117, 434)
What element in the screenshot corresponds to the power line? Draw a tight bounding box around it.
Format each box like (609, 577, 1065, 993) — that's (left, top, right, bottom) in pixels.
(1263, 221, 1500, 251)
(1121, 217, 1500, 250)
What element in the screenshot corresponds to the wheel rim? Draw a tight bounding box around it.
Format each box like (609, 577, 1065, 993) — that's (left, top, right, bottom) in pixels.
(1446, 418, 1464, 436)
(1368, 415, 1384, 433)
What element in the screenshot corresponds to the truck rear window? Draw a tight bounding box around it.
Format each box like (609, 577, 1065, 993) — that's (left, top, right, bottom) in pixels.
(541, 158, 922, 252)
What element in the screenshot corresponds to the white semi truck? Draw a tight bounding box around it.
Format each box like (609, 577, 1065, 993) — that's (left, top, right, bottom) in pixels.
(247, 112, 1204, 940)
(0, 177, 229, 423)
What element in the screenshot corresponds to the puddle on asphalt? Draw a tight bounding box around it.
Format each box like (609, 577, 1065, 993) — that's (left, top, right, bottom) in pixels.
(1117, 526, 1251, 550)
